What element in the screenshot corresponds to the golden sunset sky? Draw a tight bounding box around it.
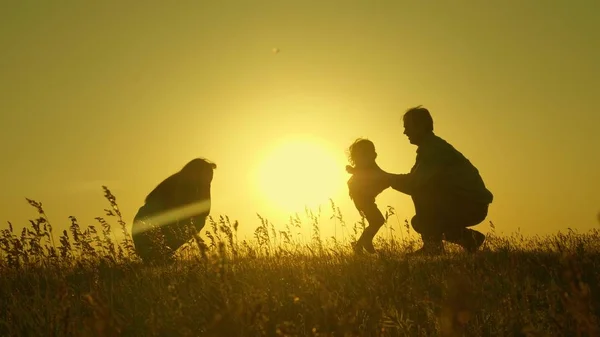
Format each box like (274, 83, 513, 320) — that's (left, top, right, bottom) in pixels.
(1, 1, 599, 241)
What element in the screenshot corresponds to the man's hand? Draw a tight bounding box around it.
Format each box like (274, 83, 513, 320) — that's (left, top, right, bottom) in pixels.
(347, 166, 391, 200)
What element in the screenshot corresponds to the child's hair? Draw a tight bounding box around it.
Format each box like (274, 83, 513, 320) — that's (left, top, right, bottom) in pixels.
(346, 138, 376, 167)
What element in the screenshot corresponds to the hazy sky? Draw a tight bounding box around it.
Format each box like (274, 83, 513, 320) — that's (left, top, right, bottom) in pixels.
(1, 1, 599, 242)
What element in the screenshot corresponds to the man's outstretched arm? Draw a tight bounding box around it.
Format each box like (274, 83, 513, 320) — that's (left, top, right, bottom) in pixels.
(385, 172, 413, 195)
(386, 154, 449, 195)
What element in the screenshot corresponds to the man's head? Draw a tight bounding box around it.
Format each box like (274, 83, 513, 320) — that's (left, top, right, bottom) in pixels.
(403, 105, 434, 145)
(144, 157, 217, 205)
(180, 158, 217, 185)
(347, 138, 377, 167)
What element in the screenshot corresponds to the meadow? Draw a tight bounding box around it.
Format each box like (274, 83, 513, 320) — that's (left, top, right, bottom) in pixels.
(1, 187, 599, 337)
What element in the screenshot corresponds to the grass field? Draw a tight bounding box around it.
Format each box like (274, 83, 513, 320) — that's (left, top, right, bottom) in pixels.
(1, 187, 599, 336)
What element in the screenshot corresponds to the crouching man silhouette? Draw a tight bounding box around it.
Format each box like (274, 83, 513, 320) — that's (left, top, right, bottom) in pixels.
(358, 106, 493, 255)
(131, 158, 216, 264)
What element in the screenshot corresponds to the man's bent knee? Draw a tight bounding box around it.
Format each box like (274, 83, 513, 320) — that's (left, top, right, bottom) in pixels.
(410, 215, 446, 241)
(411, 215, 428, 234)
(461, 202, 490, 228)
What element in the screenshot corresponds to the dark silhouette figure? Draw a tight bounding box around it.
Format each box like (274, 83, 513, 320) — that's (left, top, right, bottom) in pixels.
(346, 138, 389, 254)
(131, 158, 216, 263)
(356, 106, 493, 255)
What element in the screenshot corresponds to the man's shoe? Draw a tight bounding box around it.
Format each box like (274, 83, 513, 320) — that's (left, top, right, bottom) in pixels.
(444, 229, 486, 253)
(464, 231, 486, 253)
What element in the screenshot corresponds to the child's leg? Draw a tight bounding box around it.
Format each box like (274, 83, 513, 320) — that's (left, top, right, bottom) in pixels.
(354, 199, 385, 253)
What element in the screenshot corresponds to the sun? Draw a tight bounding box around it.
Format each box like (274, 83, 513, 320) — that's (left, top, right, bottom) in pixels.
(254, 135, 346, 215)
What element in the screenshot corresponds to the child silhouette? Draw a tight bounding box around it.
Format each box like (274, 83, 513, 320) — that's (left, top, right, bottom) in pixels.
(346, 138, 389, 253)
